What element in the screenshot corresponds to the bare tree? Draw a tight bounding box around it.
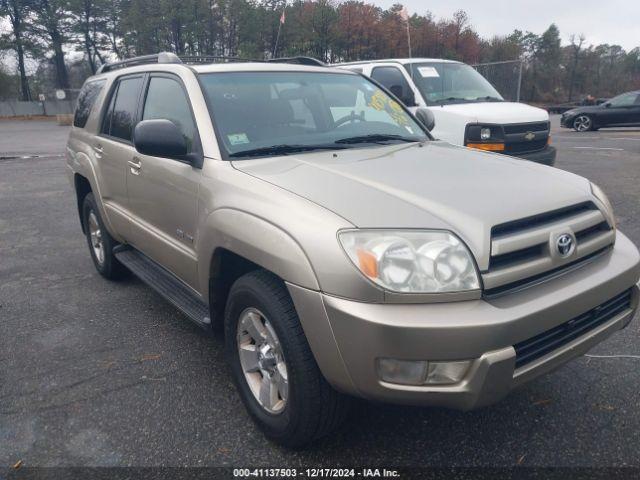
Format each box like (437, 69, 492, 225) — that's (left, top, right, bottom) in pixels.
(567, 33, 585, 101)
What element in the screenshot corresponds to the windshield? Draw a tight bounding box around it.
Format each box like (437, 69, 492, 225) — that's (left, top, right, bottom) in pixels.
(406, 62, 504, 106)
(199, 71, 428, 158)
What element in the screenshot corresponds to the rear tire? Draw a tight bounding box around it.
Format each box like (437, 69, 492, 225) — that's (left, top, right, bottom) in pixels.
(82, 192, 128, 280)
(224, 270, 350, 448)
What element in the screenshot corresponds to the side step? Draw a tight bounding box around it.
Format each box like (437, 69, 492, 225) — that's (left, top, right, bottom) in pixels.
(114, 247, 211, 329)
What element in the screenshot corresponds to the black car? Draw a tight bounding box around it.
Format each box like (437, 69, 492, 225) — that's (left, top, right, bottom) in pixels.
(560, 90, 640, 132)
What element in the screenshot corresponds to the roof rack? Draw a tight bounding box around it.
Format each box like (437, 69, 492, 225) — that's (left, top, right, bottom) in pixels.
(180, 55, 261, 64)
(268, 56, 326, 67)
(96, 52, 326, 74)
(96, 52, 182, 74)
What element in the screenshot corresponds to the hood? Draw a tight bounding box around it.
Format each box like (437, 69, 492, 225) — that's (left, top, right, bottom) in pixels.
(564, 105, 603, 115)
(233, 142, 592, 269)
(438, 101, 549, 124)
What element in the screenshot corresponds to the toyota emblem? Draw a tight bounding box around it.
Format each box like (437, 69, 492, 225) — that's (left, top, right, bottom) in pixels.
(556, 234, 573, 257)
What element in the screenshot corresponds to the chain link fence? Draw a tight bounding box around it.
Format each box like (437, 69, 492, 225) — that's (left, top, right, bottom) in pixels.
(472, 60, 523, 102)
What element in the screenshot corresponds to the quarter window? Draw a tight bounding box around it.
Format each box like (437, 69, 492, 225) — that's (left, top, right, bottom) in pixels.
(74, 80, 105, 128)
(142, 77, 197, 153)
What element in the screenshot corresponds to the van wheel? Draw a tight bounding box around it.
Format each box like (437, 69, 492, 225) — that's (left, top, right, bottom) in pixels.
(224, 270, 350, 448)
(82, 193, 127, 280)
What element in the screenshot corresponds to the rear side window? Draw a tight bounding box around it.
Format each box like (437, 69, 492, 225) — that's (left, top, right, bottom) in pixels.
(142, 76, 197, 153)
(74, 80, 105, 128)
(101, 75, 144, 141)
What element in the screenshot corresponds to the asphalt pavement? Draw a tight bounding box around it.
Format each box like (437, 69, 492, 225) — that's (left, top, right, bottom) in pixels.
(1, 117, 639, 468)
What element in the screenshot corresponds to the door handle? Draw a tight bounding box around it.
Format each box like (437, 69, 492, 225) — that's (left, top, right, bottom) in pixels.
(128, 158, 142, 175)
(93, 144, 103, 157)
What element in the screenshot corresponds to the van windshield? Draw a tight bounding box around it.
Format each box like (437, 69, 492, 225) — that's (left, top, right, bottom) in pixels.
(406, 62, 504, 106)
(199, 71, 428, 159)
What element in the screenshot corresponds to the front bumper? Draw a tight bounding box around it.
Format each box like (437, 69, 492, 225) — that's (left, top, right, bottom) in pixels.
(560, 114, 574, 128)
(288, 232, 640, 410)
(512, 145, 556, 166)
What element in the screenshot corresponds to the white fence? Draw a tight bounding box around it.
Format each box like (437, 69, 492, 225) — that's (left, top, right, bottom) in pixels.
(0, 99, 76, 117)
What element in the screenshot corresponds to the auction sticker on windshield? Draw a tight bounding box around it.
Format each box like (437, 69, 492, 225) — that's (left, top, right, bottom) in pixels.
(228, 133, 250, 145)
(418, 66, 439, 77)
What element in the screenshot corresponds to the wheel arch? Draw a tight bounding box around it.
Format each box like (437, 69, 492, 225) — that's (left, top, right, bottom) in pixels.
(74, 173, 93, 233)
(200, 208, 320, 323)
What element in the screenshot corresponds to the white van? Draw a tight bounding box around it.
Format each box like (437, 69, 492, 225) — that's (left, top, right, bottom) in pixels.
(335, 58, 556, 165)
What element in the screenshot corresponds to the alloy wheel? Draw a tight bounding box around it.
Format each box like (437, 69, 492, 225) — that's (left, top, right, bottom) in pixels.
(88, 211, 105, 265)
(573, 115, 591, 132)
(236, 307, 289, 414)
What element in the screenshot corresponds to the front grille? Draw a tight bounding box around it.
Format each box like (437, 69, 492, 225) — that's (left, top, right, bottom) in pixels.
(505, 139, 548, 154)
(514, 289, 633, 368)
(483, 202, 615, 295)
(504, 122, 549, 134)
(502, 121, 550, 154)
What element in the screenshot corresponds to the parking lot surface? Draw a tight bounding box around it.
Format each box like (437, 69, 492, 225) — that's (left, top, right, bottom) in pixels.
(1, 117, 639, 467)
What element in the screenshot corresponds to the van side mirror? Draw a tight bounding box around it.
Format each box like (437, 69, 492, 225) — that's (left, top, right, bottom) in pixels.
(415, 107, 435, 131)
(133, 119, 188, 160)
(604, 102, 611, 108)
(389, 85, 416, 107)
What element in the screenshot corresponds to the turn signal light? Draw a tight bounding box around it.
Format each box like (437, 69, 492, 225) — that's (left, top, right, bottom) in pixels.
(466, 143, 505, 152)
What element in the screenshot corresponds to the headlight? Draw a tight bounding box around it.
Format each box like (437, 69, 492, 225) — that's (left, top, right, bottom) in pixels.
(590, 182, 616, 229)
(338, 230, 480, 293)
(465, 124, 505, 151)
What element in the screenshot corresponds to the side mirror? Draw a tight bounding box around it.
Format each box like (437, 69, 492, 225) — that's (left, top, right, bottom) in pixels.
(415, 107, 435, 132)
(389, 85, 416, 107)
(604, 102, 611, 108)
(133, 119, 188, 160)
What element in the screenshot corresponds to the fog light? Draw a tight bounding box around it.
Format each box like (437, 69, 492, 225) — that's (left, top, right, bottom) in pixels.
(480, 127, 491, 140)
(378, 358, 427, 385)
(426, 361, 471, 385)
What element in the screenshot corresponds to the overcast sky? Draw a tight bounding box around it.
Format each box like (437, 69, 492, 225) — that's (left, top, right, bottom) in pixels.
(369, 0, 639, 50)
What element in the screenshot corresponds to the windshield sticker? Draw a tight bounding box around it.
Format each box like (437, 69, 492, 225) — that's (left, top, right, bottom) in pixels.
(228, 133, 249, 145)
(418, 66, 439, 78)
(369, 90, 387, 111)
(368, 90, 410, 126)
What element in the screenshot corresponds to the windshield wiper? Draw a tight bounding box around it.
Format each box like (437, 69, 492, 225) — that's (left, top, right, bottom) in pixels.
(335, 134, 423, 145)
(442, 96, 470, 103)
(474, 96, 504, 102)
(229, 143, 349, 158)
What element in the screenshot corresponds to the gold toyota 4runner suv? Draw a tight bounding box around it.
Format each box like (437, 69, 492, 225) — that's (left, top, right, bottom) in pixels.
(67, 52, 640, 447)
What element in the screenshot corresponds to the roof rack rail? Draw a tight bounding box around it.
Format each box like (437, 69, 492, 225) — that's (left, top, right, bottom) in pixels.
(96, 52, 182, 74)
(268, 56, 326, 67)
(180, 55, 262, 64)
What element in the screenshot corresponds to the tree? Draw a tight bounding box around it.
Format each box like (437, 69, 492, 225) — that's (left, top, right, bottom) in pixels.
(566, 34, 584, 101)
(0, 0, 33, 99)
(31, 0, 71, 89)
(68, 0, 108, 73)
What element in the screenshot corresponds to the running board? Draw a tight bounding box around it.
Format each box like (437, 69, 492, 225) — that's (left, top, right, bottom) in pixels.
(114, 248, 211, 329)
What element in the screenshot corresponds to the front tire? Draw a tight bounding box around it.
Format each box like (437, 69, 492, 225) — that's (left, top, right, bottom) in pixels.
(573, 114, 594, 132)
(82, 192, 127, 280)
(224, 270, 350, 448)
